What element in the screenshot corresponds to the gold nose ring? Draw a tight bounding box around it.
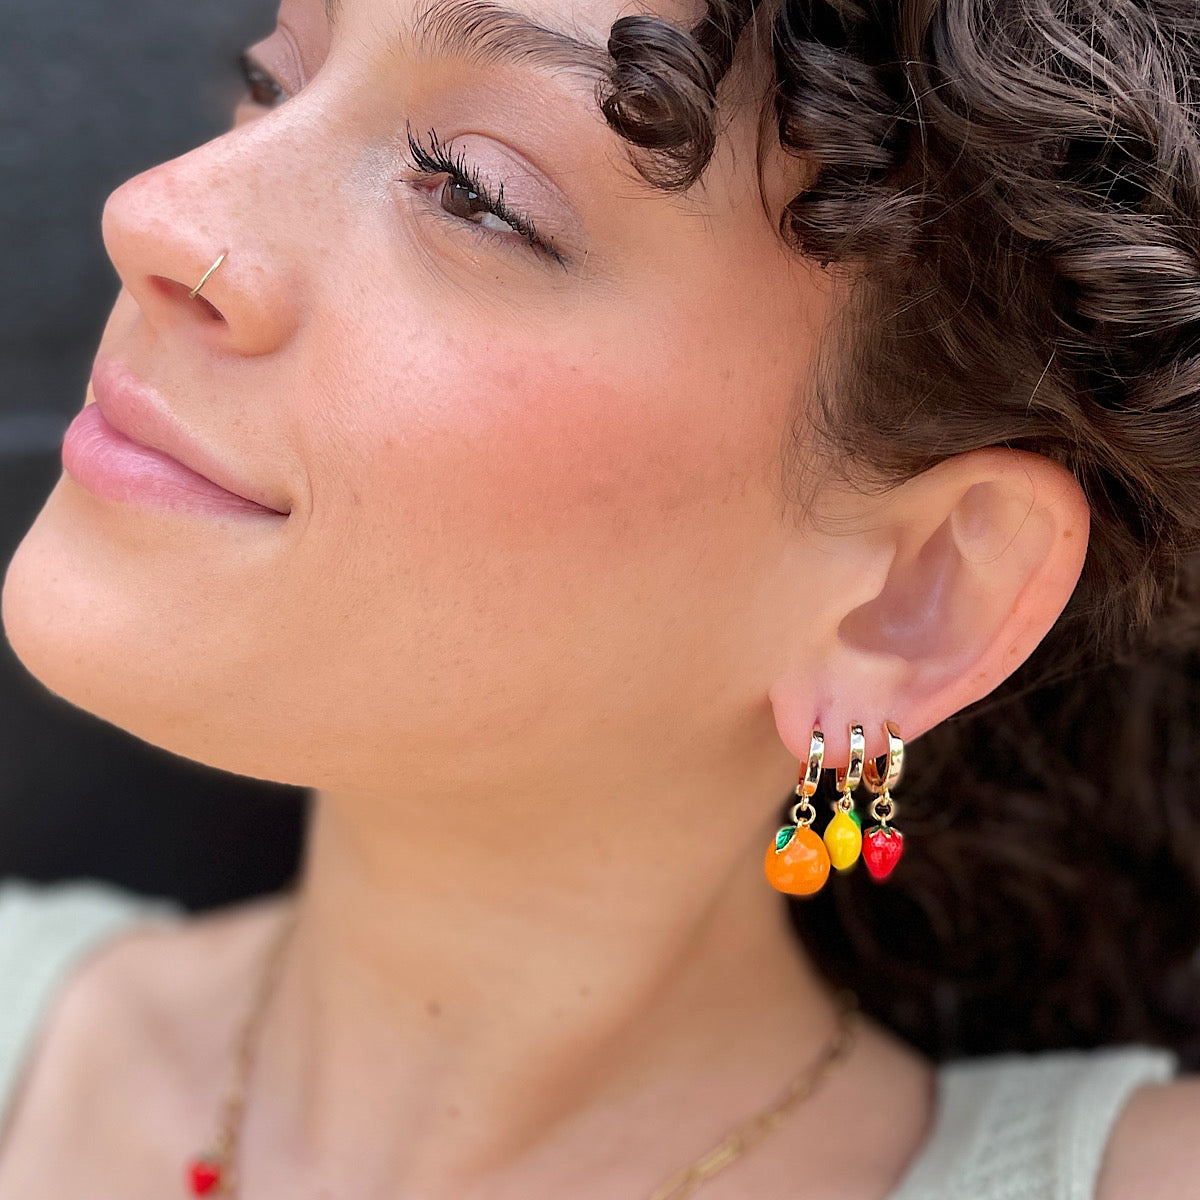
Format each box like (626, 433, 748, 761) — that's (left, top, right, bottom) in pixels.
(188, 252, 227, 300)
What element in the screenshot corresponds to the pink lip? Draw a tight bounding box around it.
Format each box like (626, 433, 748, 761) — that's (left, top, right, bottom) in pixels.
(61, 358, 290, 519)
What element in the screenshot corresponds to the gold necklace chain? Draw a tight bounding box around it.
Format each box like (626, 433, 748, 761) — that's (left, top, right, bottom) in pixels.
(188, 908, 860, 1199)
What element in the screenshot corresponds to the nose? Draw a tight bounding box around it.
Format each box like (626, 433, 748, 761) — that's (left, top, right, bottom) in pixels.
(100, 122, 314, 357)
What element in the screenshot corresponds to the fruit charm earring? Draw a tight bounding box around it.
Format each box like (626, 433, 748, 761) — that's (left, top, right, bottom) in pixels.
(861, 721, 905, 881)
(764, 729, 831, 896)
(824, 724, 864, 871)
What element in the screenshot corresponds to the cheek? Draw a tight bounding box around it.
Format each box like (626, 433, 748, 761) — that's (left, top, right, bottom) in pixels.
(304, 297, 793, 570)
(232, 289, 798, 769)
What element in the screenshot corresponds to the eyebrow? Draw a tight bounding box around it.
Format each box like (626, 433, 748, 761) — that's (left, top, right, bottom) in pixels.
(323, 0, 610, 78)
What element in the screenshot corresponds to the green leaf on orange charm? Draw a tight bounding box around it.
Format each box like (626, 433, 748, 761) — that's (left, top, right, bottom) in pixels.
(775, 825, 797, 852)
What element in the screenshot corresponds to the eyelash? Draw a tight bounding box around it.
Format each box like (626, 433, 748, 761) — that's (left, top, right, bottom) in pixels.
(401, 126, 564, 265)
(234, 53, 563, 266)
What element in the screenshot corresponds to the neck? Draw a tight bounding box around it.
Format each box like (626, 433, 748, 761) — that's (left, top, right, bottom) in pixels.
(243, 751, 847, 1198)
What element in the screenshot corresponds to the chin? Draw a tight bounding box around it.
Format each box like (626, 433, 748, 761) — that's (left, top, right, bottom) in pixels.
(2, 478, 306, 787)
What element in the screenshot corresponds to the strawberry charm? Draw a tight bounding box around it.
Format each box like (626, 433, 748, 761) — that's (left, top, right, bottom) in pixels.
(862, 824, 904, 880)
(860, 720, 906, 884)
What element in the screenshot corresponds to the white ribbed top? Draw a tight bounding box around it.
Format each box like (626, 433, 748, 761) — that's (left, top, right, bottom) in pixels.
(0, 877, 1181, 1197)
(887, 1040, 1178, 1199)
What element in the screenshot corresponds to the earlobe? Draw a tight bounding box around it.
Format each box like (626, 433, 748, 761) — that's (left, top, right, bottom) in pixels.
(769, 447, 1089, 762)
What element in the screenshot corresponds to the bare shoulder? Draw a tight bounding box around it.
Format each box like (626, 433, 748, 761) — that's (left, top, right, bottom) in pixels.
(1094, 1073, 1200, 1200)
(0, 888, 293, 1189)
(54, 889, 294, 1081)
(77, 888, 293, 1000)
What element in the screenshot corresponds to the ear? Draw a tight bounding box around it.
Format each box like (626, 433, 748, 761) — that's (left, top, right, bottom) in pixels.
(768, 447, 1089, 765)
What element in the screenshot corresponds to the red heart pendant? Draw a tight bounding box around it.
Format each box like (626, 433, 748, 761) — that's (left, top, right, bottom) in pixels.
(862, 826, 904, 881)
(187, 1158, 223, 1195)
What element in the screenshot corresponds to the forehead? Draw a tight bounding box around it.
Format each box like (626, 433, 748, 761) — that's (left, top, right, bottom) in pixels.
(292, 0, 698, 64)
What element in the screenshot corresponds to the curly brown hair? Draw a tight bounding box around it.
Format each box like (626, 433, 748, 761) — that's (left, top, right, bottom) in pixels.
(598, 0, 1200, 1066)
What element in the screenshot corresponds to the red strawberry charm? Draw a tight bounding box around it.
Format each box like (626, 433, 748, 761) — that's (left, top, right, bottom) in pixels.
(862, 825, 904, 881)
(187, 1158, 224, 1196)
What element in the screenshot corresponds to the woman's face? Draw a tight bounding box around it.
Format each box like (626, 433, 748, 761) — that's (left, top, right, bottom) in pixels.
(2, 0, 836, 794)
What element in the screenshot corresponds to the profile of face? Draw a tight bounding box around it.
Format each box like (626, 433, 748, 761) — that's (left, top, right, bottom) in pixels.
(2, 0, 843, 797)
(1, 0, 1087, 804)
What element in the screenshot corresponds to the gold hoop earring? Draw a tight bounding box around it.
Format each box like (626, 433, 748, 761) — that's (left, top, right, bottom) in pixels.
(764, 728, 831, 897)
(825, 723, 864, 871)
(861, 721, 905, 881)
(188, 252, 227, 300)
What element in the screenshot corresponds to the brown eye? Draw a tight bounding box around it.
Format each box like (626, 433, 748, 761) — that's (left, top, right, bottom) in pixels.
(236, 53, 286, 108)
(437, 179, 517, 233)
(401, 127, 562, 261)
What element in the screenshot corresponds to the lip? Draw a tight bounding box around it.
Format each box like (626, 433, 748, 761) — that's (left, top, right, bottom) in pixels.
(65, 356, 290, 518)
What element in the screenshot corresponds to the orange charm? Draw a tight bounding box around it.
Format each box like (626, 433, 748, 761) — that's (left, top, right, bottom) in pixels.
(764, 826, 831, 896)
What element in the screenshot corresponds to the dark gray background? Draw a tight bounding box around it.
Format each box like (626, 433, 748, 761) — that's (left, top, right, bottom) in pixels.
(1, 0, 308, 908)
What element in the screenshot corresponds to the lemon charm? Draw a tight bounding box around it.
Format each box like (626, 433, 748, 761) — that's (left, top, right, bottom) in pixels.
(822, 723, 866, 870)
(824, 807, 862, 870)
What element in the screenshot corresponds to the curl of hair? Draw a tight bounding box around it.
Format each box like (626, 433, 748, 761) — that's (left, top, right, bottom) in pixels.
(599, 1, 762, 188)
(599, 0, 1200, 1065)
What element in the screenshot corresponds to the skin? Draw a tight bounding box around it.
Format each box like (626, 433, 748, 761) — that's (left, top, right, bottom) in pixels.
(2, 0, 1183, 1195)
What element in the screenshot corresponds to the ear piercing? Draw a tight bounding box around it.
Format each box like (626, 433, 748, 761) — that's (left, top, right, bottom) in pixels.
(765, 722, 906, 896)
